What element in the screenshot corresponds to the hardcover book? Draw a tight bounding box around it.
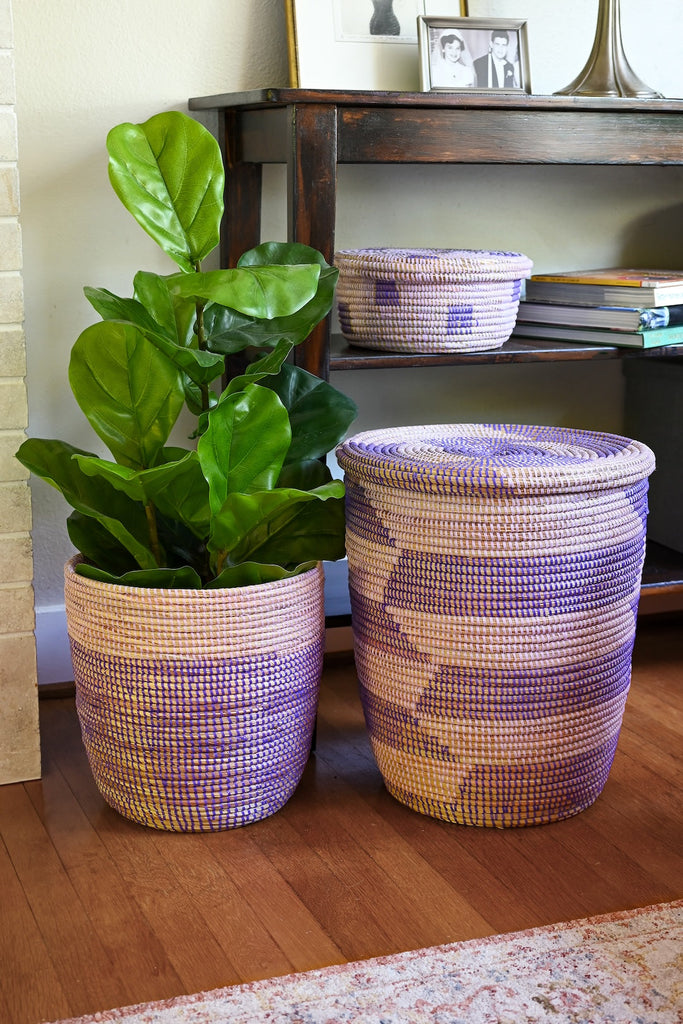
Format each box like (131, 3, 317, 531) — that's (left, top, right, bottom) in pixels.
(516, 302, 683, 331)
(525, 268, 683, 307)
(511, 322, 683, 349)
(530, 268, 683, 287)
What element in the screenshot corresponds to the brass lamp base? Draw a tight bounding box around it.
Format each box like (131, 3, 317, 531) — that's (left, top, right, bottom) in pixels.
(554, 0, 662, 98)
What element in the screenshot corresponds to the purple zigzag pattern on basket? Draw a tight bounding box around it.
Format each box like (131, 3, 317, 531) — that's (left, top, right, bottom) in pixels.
(384, 735, 619, 827)
(384, 544, 646, 618)
(361, 687, 454, 762)
(419, 640, 635, 722)
(445, 304, 475, 333)
(344, 479, 396, 548)
(349, 589, 430, 662)
(438, 429, 585, 467)
(374, 278, 400, 305)
(459, 736, 620, 827)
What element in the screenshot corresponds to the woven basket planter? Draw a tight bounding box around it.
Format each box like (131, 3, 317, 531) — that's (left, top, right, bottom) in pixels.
(337, 424, 655, 828)
(334, 248, 533, 353)
(64, 557, 325, 831)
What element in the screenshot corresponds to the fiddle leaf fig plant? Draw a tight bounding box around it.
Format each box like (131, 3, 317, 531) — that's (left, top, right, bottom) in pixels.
(18, 110, 356, 588)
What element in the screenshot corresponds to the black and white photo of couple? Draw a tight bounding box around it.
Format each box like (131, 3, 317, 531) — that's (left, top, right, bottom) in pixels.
(427, 22, 525, 91)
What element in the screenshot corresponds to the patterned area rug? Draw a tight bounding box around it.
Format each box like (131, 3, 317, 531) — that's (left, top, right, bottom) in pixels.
(49, 900, 682, 1024)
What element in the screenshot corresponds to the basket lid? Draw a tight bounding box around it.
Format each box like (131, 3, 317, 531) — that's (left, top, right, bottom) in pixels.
(336, 423, 655, 496)
(334, 248, 533, 283)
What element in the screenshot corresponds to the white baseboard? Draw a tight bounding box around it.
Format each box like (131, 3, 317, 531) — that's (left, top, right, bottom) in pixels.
(35, 604, 72, 685)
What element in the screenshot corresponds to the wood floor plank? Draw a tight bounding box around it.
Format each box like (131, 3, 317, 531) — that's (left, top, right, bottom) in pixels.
(0, 785, 129, 1020)
(44, 696, 344, 992)
(24, 758, 184, 1008)
(316, 643, 682, 927)
(249, 810, 399, 963)
(618, 716, 681, 788)
(60, 784, 245, 998)
(579, 796, 683, 891)
(607, 744, 682, 848)
(0, 833, 71, 1024)
(316, 677, 582, 927)
(308, 741, 499, 940)
(313, 703, 559, 934)
(541, 809, 679, 908)
(200, 826, 346, 976)
(148, 828, 304, 982)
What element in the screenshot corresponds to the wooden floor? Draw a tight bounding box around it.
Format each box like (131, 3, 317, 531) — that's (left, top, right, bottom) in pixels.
(1, 614, 681, 1024)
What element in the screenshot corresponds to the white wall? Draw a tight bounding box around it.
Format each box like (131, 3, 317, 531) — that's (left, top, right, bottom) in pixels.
(13, 0, 683, 682)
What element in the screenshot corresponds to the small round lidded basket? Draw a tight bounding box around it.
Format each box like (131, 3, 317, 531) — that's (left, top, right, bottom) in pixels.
(337, 423, 656, 828)
(334, 247, 533, 353)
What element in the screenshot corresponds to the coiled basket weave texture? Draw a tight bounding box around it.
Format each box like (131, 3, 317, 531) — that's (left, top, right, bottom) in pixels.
(336, 424, 655, 828)
(64, 558, 325, 832)
(334, 247, 533, 353)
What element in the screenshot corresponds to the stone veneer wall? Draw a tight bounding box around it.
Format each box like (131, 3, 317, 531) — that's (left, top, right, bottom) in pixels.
(0, 0, 40, 784)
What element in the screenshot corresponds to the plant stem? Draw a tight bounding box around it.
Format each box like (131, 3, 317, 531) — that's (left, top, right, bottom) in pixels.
(144, 501, 163, 566)
(193, 276, 211, 414)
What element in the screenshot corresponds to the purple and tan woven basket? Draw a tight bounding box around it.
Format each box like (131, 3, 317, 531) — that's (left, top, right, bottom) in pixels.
(64, 558, 325, 832)
(334, 247, 533, 353)
(336, 424, 656, 828)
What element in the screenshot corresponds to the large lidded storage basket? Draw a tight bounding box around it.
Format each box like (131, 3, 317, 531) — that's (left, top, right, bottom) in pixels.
(334, 248, 533, 353)
(64, 558, 325, 832)
(337, 424, 655, 828)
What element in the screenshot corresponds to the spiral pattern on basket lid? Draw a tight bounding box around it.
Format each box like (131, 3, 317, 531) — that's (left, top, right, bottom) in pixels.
(336, 423, 656, 497)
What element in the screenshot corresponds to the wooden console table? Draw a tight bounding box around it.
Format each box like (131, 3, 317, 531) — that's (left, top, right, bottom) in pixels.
(188, 89, 683, 599)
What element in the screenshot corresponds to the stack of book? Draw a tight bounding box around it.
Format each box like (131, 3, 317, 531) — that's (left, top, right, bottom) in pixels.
(512, 268, 683, 348)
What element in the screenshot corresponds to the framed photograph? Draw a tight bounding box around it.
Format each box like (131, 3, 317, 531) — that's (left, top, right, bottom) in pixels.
(286, 0, 468, 91)
(418, 17, 531, 93)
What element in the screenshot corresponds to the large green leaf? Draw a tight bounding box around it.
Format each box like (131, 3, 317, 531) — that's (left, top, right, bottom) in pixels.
(76, 563, 203, 589)
(237, 241, 330, 272)
(245, 493, 347, 566)
(207, 561, 317, 588)
(263, 362, 357, 463)
(201, 304, 266, 355)
(67, 511, 140, 576)
(107, 111, 224, 272)
(197, 384, 291, 513)
(208, 481, 344, 570)
(85, 280, 222, 389)
(16, 438, 158, 568)
(236, 242, 338, 343)
(68, 321, 185, 468)
(169, 265, 320, 319)
(199, 243, 336, 355)
(74, 449, 210, 539)
(276, 459, 333, 490)
(133, 271, 195, 347)
(222, 339, 294, 398)
(84, 286, 162, 335)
